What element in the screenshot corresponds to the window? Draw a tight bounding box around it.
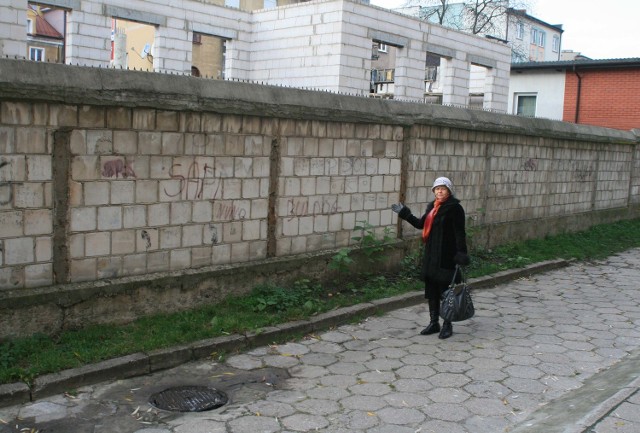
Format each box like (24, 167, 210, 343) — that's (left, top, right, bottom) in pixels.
(515, 94, 536, 117)
(530, 28, 546, 47)
(516, 21, 524, 40)
(264, 0, 276, 8)
(552, 35, 560, 52)
(27, 18, 34, 34)
(29, 47, 44, 61)
(378, 43, 388, 53)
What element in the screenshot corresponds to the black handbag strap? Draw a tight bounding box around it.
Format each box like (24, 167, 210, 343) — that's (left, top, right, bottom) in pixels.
(449, 265, 464, 287)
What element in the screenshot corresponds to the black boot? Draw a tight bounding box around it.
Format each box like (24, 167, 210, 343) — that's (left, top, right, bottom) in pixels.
(420, 298, 440, 335)
(438, 321, 452, 339)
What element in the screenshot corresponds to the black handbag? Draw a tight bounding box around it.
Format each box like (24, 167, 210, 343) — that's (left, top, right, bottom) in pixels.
(440, 265, 475, 322)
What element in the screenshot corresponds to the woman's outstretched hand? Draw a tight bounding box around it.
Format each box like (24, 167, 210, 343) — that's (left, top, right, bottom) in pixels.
(391, 203, 404, 214)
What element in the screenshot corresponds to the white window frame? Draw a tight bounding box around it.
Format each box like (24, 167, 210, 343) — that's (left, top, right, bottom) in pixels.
(378, 43, 388, 53)
(552, 35, 560, 52)
(514, 93, 537, 117)
(531, 27, 546, 47)
(27, 18, 34, 34)
(29, 47, 44, 61)
(516, 21, 524, 40)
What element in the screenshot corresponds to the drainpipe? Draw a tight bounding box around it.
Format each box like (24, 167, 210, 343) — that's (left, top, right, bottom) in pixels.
(572, 65, 583, 124)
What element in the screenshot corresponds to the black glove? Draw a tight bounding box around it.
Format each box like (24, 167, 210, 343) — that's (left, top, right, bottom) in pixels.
(391, 203, 404, 214)
(454, 252, 470, 266)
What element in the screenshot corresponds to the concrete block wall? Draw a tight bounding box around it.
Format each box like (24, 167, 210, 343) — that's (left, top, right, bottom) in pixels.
(0, 59, 638, 327)
(276, 122, 402, 256)
(0, 101, 54, 289)
(632, 144, 640, 205)
(64, 112, 273, 284)
(402, 123, 638, 244)
(0, 0, 27, 58)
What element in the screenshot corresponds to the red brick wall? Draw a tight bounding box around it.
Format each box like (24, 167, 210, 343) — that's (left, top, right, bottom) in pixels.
(563, 68, 640, 130)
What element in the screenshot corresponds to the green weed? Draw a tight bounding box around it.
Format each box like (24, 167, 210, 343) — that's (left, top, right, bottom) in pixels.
(1, 218, 640, 385)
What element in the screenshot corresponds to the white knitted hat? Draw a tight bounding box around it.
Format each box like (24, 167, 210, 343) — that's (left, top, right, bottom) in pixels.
(432, 176, 453, 193)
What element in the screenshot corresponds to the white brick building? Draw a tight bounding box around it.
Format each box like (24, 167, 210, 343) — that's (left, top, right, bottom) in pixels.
(1, 0, 510, 110)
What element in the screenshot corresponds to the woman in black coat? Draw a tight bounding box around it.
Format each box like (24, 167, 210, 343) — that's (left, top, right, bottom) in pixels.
(392, 176, 470, 339)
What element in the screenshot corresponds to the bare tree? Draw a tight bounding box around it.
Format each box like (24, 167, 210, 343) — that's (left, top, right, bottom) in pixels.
(402, 0, 532, 38)
(466, 0, 509, 35)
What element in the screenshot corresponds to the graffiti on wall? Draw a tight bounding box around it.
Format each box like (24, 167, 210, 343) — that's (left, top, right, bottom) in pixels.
(165, 160, 249, 221)
(102, 158, 136, 178)
(523, 158, 538, 171)
(0, 161, 13, 205)
(214, 202, 246, 220)
(287, 197, 340, 221)
(164, 161, 221, 201)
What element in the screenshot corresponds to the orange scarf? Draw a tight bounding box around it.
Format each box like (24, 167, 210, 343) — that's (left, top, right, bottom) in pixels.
(422, 199, 444, 243)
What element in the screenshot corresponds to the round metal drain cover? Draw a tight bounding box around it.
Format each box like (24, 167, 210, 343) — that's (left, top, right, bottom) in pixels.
(149, 386, 228, 412)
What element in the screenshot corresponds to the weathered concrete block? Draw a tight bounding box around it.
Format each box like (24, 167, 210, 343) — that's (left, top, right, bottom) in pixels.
(70, 207, 96, 232)
(138, 131, 162, 154)
(25, 263, 53, 288)
(135, 180, 159, 203)
(15, 127, 47, 153)
(4, 237, 34, 265)
(182, 224, 203, 247)
(85, 232, 110, 257)
(79, 106, 105, 128)
(170, 248, 191, 270)
(111, 230, 135, 255)
(0, 381, 31, 407)
(132, 109, 156, 131)
(1, 101, 31, 125)
(49, 104, 77, 127)
(107, 107, 132, 130)
(110, 181, 135, 204)
(147, 250, 169, 272)
(123, 205, 146, 229)
(147, 203, 170, 226)
(162, 132, 183, 155)
(69, 258, 97, 282)
(24, 209, 52, 235)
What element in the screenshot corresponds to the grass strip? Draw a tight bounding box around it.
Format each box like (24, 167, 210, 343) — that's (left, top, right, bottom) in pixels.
(2, 218, 640, 385)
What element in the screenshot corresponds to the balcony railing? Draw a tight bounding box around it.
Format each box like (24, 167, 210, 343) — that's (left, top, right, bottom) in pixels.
(371, 68, 394, 83)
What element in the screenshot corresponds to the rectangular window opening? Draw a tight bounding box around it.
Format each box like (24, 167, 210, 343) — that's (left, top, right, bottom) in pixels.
(515, 94, 537, 117)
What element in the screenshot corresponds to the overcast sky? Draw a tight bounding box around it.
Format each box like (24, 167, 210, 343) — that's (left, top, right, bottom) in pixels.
(368, 0, 640, 59)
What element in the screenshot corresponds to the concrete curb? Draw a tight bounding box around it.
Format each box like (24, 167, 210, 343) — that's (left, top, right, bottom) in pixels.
(0, 259, 569, 408)
(508, 347, 640, 433)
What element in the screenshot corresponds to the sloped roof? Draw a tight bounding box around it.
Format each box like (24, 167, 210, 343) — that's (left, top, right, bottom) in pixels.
(511, 58, 640, 71)
(31, 10, 63, 40)
(507, 8, 564, 33)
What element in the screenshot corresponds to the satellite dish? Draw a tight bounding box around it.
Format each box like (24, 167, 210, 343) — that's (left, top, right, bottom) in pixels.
(141, 43, 151, 58)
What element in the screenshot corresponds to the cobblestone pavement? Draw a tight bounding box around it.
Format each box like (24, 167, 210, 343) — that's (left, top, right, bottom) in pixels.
(1, 249, 639, 433)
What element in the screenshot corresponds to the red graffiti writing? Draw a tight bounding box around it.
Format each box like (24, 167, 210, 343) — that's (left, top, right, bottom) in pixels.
(287, 197, 339, 221)
(214, 202, 247, 220)
(164, 161, 222, 201)
(102, 159, 136, 178)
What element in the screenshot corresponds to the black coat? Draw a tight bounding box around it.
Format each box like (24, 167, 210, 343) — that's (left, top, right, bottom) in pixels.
(398, 197, 469, 284)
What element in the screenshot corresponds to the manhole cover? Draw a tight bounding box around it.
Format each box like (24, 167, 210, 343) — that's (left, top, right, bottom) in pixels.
(149, 386, 228, 412)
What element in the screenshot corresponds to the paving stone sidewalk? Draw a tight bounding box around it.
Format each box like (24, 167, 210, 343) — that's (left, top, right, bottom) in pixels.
(1, 249, 639, 433)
